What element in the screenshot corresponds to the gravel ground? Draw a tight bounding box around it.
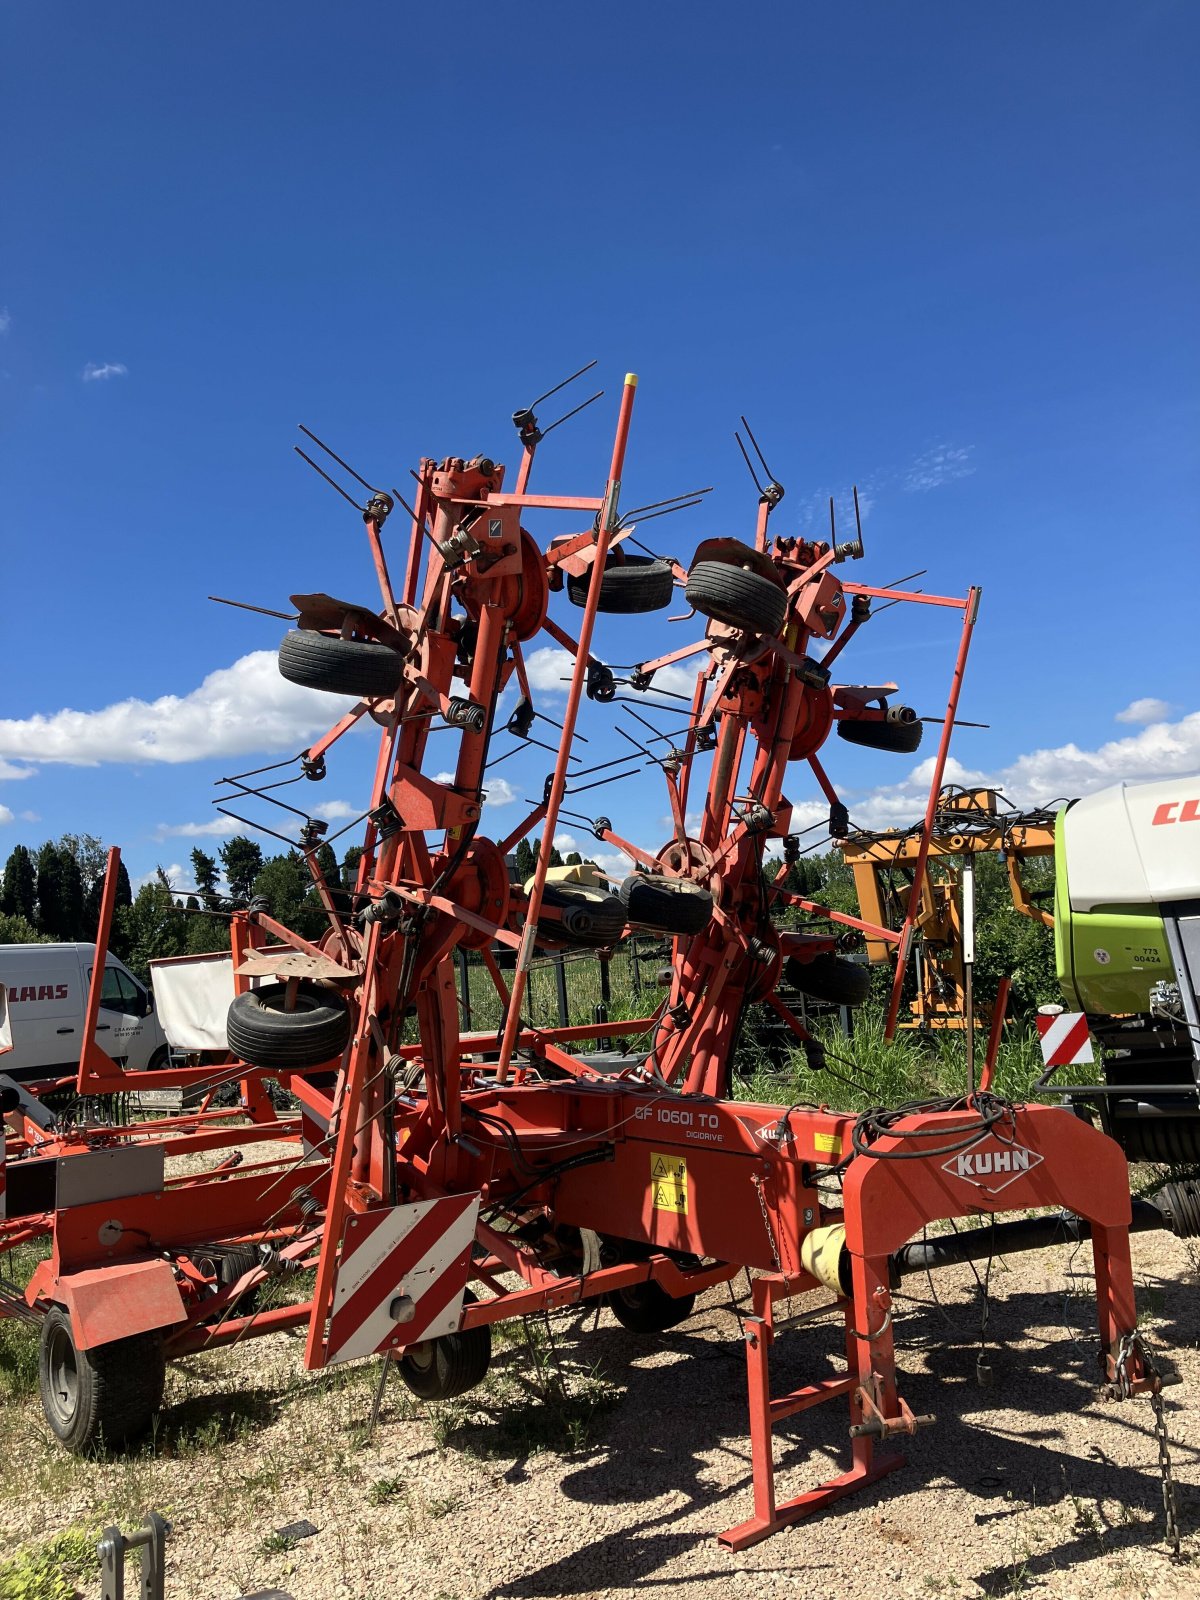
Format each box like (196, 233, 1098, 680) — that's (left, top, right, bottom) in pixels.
(2, 1227, 1198, 1600)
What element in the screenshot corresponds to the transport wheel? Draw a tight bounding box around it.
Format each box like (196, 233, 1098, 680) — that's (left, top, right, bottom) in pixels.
(618, 873, 713, 935)
(39, 1306, 165, 1453)
(783, 953, 872, 1007)
(147, 1045, 170, 1073)
(685, 558, 786, 635)
(277, 629, 405, 698)
(397, 1319, 491, 1401)
(226, 981, 351, 1071)
(607, 1282, 697, 1334)
(535, 883, 626, 948)
(836, 716, 923, 754)
(566, 555, 676, 614)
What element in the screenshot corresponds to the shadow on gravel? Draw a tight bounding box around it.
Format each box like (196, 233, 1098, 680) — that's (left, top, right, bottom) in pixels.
(149, 1384, 279, 1453)
(481, 1268, 1200, 1597)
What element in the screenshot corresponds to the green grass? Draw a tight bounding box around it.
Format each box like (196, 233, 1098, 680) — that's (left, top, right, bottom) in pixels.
(735, 1002, 1050, 1112)
(0, 1528, 97, 1600)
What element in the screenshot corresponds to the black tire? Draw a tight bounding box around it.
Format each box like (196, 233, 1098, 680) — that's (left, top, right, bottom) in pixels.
(619, 874, 712, 935)
(566, 555, 676, 614)
(278, 629, 405, 698)
(226, 982, 351, 1071)
(147, 1045, 170, 1074)
(685, 559, 786, 635)
(397, 1317, 491, 1401)
(535, 884, 626, 948)
(39, 1306, 165, 1452)
(783, 953, 872, 1007)
(607, 1282, 696, 1334)
(836, 716, 923, 754)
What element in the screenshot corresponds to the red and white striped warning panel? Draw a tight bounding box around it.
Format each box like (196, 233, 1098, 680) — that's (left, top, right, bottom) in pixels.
(1035, 1010, 1094, 1068)
(325, 1191, 480, 1367)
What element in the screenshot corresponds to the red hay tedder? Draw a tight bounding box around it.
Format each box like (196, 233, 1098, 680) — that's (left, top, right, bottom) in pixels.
(0, 370, 1168, 1549)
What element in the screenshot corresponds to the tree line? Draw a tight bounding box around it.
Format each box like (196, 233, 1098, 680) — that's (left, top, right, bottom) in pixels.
(0, 834, 363, 983)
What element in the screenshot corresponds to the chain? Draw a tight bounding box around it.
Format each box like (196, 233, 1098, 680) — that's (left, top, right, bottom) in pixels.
(1114, 1331, 1182, 1556)
(752, 1173, 783, 1276)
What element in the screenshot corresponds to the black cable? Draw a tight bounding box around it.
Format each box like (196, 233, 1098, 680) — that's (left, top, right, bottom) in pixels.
(851, 1090, 1020, 1161)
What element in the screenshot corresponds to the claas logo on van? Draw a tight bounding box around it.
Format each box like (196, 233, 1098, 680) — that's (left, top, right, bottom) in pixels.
(8, 985, 70, 1003)
(1152, 799, 1199, 825)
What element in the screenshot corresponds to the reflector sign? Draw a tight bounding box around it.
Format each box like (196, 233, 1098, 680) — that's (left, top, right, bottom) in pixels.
(1035, 1011, 1094, 1068)
(326, 1192, 480, 1367)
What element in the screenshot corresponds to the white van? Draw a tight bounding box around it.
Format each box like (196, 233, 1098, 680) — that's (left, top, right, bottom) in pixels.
(0, 944, 170, 1084)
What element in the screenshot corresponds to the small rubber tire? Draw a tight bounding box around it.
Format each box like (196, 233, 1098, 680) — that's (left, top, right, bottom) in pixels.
(397, 1318, 491, 1401)
(535, 884, 626, 948)
(783, 953, 872, 1007)
(618, 874, 713, 935)
(685, 560, 786, 635)
(836, 717, 923, 755)
(226, 981, 351, 1071)
(146, 1045, 170, 1074)
(278, 629, 404, 698)
(39, 1306, 166, 1453)
(607, 1282, 696, 1334)
(566, 555, 676, 614)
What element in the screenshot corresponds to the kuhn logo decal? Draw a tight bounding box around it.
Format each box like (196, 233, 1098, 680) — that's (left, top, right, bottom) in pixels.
(943, 1140, 1043, 1192)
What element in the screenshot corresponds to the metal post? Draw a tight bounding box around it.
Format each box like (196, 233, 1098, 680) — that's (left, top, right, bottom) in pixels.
(962, 856, 975, 1092)
(630, 937, 642, 996)
(554, 955, 569, 1030)
(457, 946, 472, 1031)
(98, 1513, 169, 1600)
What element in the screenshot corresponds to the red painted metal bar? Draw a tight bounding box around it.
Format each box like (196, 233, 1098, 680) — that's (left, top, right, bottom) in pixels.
(495, 376, 639, 1082)
(842, 583, 967, 609)
(74, 846, 121, 1091)
(884, 586, 982, 1036)
(978, 975, 1011, 1093)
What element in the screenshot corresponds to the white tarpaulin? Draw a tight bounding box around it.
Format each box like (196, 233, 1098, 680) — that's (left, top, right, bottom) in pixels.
(150, 954, 235, 1051)
(0, 983, 10, 1055)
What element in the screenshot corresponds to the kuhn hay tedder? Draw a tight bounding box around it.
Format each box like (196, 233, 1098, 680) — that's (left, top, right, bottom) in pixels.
(0, 370, 1178, 1549)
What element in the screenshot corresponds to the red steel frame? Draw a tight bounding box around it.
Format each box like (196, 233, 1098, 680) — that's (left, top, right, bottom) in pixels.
(0, 372, 1153, 1545)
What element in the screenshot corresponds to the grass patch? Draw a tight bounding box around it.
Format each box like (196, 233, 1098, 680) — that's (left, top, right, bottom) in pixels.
(0, 1527, 97, 1600)
(0, 1320, 39, 1402)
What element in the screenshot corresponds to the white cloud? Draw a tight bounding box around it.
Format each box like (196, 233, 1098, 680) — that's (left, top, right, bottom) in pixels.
(905, 445, 974, 492)
(133, 863, 192, 894)
(0, 804, 13, 826)
(0, 760, 36, 781)
(154, 817, 239, 840)
(0, 650, 344, 767)
(18, 810, 39, 822)
(482, 777, 517, 807)
(0, 309, 10, 336)
(827, 710, 1200, 835)
(554, 833, 577, 852)
(1115, 697, 1170, 726)
(312, 799, 359, 821)
(523, 648, 575, 694)
(82, 361, 128, 382)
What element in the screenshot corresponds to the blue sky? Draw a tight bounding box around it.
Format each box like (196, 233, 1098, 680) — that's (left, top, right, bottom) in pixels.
(1, 3, 1197, 890)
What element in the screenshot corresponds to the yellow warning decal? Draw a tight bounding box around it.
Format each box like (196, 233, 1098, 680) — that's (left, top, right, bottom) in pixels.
(814, 1132, 842, 1158)
(650, 1151, 688, 1214)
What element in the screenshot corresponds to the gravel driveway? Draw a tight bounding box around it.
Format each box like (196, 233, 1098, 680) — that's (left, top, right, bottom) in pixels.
(2, 1228, 1197, 1599)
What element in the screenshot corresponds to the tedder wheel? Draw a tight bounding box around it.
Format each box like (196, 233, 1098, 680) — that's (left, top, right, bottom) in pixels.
(618, 873, 713, 935)
(836, 716, 923, 755)
(226, 981, 351, 1072)
(566, 555, 676, 614)
(685, 560, 786, 636)
(397, 1316, 491, 1401)
(277, 629, 405, 699)
(39, 1306, 166, 1453)
(783, 953, 872, 1007)
(534, 883, 627, 948)
(607, 1282, 697, 1334)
